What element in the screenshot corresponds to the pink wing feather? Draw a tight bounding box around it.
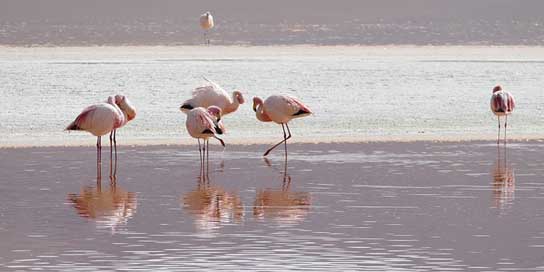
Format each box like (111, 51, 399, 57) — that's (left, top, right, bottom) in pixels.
(286, 95, 312, 114)
(66, 105, 98, 130)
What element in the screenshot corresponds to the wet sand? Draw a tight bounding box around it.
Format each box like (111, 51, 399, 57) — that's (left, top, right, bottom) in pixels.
(1, 141, 544, 271)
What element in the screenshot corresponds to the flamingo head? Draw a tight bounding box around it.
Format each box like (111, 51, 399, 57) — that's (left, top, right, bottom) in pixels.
(233, 90, 245, 104)
(252, 97, 263, 112)
(207, 105, 222, 120)
(115, 95, 137, 121)
(493, 85, 502, 93)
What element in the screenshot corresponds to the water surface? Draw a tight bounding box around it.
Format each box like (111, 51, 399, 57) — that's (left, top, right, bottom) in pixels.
(1, 141, 543, 271)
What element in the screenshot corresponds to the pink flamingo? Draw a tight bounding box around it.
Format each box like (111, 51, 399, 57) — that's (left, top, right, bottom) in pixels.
(185, 106, 225, 174)
(66, 97, 126, 178)
(252, 94, 312, 156)
(180, 77, 245, 116)
(490, 85, 515, 144)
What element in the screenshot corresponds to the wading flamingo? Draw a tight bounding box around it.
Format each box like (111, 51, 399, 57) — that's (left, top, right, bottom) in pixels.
(490, 85, 515, 144)
(185, 106, 225, 175)
(199, 11, 214, 45)
(180, 77, 244, 116)
(66, 98, 125, 178)
(252, 94, 312, 156)
(108, 95, 136, 177)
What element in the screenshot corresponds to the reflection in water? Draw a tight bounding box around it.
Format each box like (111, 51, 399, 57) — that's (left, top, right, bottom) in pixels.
(182, 174, 244, 233)
(253, 158, 311, 226)
(67, 178, 137, 233)
(492, 146, 515, 209)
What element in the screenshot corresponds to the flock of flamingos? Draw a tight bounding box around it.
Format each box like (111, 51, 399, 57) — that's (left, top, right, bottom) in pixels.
(66, 75, 515, 178)
(65, 11, 517, 179)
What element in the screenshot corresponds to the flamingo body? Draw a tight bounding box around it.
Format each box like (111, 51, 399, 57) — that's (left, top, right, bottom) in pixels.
(259, 95, 312, 124)
(66, 102, 124, 136)
(200, 12, 214, 30)
(185, 107, 222, 140)
(181, 79, 244, 116)
(490, 90, 515, 116)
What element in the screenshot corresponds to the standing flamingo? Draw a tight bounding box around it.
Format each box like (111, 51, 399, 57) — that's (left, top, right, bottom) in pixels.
(185, 106, 226, 175)
(108, 95, 136, 177)
(252, 94, 312, 156)
(490, 85, 515, 144)
(180, 77, 245, 116)
(66, 98, 125, 178)
(199, 11, 214, 45)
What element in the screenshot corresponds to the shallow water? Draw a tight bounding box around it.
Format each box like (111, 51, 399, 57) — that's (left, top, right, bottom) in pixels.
(1, 46, 544, 147)
(1, 141, 544, 271)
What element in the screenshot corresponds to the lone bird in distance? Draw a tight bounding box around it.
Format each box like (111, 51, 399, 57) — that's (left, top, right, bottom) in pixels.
(200, 11, 214, 45)
(490, 85, 515, 144)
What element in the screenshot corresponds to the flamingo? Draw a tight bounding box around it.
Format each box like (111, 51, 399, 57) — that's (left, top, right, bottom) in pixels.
(180, 77, 245, 116)
(490, 85, 515, 144)
(185, 106, 226, 174)
(252, 94, 312, 156)
(66, 98, 125, 178)
(108, 95, 136, 177)
(199, 11, 214, 45)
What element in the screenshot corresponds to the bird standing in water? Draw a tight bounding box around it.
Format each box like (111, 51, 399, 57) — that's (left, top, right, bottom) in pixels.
(184, 106, 225, 175)
(490, 85, 515, 144)
(66, 97, 127, 178)
(253, 94, 312, 157)
(199, 11, 214, 45)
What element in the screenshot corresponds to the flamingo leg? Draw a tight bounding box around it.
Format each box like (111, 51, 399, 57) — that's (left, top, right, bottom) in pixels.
(113, 129, 118, 177)
(198, 139, 203, 176)
(109, 131, 113, 178)
(285, 123, 292, 157)
(263, 123, 292, 157)
(206, 139, 210, 179)
(497, 117, 501, 145)
(504, 115, 508, 145)
(97, 136, 102, 180)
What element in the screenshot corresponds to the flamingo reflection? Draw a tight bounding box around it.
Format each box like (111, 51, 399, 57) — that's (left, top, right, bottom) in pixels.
(182, 172, 243, 233)
(253, 158, 311, 225)
(67, 177, 137, 233)
(491, 145, 515, 209)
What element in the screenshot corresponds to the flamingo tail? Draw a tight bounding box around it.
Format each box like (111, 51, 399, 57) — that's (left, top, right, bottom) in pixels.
(65, 121, 81, 131)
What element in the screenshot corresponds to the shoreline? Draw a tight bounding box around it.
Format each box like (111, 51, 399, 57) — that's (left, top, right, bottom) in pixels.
(2, 135, 543, 149)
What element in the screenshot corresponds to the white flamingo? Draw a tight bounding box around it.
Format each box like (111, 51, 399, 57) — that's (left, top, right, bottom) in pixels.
(199, 11, 214, 45)
(185, 106, 225, 174)
(66, 98, 126, 178)
(490, 85, 515, 144)
(252, 94, 312, 156)
(180, 77, 245, 116)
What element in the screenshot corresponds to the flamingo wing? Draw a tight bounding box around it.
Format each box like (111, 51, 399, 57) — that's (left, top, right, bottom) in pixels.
(284, 95, 312, 116)
(506, 92, 515, 112)
(491, 92, 507, 113)
(67, 105, 98, 130)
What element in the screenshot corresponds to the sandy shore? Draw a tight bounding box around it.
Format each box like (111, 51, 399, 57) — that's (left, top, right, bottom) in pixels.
(1, 140, 544, 270)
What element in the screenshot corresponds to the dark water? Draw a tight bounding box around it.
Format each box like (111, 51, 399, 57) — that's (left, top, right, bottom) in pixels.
(1, 142, 543, 271)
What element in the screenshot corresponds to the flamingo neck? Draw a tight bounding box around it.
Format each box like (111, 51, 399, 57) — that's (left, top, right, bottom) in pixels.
(223, 91, 241, 115)
(255, 103, 272, 122)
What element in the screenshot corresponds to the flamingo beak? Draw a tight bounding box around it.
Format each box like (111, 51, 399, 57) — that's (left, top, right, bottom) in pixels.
(252, 103, 257, 112)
